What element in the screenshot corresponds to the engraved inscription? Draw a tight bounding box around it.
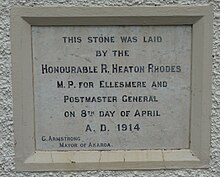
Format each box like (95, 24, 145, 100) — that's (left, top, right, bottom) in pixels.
(32, 26, 191, 150)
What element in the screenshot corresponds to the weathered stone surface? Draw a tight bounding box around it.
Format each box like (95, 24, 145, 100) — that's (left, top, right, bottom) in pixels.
(33, 26, 191, 150)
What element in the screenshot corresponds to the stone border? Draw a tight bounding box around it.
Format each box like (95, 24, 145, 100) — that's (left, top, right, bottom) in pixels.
(10, 6, 213, 171)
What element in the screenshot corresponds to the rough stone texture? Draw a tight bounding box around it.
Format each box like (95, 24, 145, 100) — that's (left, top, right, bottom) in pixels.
(0, 0, 219, 176)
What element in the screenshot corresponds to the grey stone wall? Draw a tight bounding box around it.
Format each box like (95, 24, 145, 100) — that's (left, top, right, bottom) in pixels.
(0, 0, 219, 176)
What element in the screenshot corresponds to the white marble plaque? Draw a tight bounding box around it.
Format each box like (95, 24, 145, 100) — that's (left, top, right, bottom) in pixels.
(32, 26, 191, 150)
